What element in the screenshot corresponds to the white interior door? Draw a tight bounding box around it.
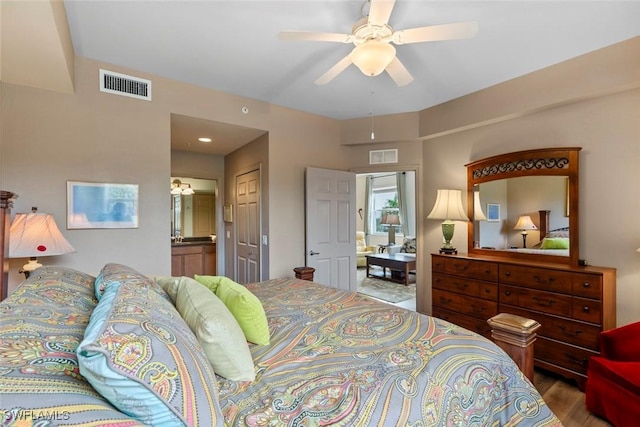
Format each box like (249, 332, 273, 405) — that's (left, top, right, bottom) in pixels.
(236, 169, 260, 284)
(305, 167, 356, 291)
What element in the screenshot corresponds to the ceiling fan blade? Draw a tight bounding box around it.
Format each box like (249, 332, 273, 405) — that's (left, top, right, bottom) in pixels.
(368, 0, 396, 26)
(385, 57, 413, 87)
(278, 31, 353, 43)
(315, 55, 353, 85)
(393, 21, 479, 45)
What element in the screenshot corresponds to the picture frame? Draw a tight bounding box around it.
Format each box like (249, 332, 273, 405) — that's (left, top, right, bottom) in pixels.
(67, 181, 139, 229)
(223, 204, 233, 223)
(486, 203, 500, 222)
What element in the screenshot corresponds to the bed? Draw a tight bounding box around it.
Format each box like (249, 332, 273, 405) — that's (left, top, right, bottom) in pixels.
(0, 261, 562, 425)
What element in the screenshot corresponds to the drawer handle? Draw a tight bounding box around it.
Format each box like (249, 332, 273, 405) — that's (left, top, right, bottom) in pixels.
(454, 265, 469, 271)
(504, 271, 511, 277)
(533, 275, 554, 284)
(454, 282, 468, 290)
(582, 282, 591, 288)
(582, 306, 590, 313)
(533, 296, 554, 307)
(565, 353, 588, 366)
(558, 325, 583, 338)
(439, 297, 452, 304)
(505, 290, 512, 296)
(434, 278, 441, 283)
(471, 305, 486, 313)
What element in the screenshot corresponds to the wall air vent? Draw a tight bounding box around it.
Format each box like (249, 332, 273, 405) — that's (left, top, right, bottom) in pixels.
(369, 149, 398, 165)
(99, 69, 152, 101)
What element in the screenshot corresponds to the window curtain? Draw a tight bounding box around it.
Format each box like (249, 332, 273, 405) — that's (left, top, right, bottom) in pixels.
(364, 176, 372, 243)
(396, 172, 411, 237)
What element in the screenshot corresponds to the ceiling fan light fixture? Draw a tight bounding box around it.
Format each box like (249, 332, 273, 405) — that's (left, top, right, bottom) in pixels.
(350, 40, 396, 76)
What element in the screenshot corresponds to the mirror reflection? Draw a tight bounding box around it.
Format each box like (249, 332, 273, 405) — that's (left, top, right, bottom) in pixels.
(170, 177, 217, 238)
(475, 175, 569, 256)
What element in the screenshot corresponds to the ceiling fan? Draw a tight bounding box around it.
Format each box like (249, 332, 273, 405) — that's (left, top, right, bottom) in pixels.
(278, 0, 478, 87)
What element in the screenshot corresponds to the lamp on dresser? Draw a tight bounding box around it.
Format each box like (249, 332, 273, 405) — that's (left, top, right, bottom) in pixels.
(513, 215, 537, 248)
(9, 207, 76, 278)
(427, 189, 468, 254)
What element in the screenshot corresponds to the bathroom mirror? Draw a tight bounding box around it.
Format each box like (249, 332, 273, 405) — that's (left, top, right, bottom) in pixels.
(466, 147, 581, 266)
(171, 177, 217, 238)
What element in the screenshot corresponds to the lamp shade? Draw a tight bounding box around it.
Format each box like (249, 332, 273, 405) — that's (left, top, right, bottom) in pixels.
(9, 212, 76, 258)
(513, 215, 537, 231)
(381, 212, 401, 225)
(350, 40, 396, 76)
(427, 189, 468, 221)
(473, 191, 487, 221)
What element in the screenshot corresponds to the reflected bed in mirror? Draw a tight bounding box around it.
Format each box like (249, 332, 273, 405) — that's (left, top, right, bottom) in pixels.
(171, 176, 217, 239)
(467, 148, 580, 266)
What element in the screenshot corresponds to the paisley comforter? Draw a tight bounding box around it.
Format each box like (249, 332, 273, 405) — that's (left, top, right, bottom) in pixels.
(217, 277, 562, 426)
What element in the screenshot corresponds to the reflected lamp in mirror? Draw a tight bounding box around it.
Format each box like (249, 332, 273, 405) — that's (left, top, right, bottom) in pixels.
(427, 189, 468, 254)
(473, 190, 487, 221)
(9, 207, 76, 278)
(514, 215, 538, 248)
(381, 211, 401, 245)
(170, 179, 195, 195)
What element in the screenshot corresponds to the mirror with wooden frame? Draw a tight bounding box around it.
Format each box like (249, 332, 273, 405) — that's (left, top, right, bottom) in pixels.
(466, 147, 581, 266)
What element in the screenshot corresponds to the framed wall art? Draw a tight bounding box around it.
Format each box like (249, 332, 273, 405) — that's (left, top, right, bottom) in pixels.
(486, 203, 500, 222)
(223, 204, 233, 223)
(67, 181, 139, 229)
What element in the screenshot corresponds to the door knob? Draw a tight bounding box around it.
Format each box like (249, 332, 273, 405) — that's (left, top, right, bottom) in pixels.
(309, 250, 320, 256)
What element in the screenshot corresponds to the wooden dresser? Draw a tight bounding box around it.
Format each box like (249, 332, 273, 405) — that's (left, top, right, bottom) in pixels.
(431, 253, 616, 389)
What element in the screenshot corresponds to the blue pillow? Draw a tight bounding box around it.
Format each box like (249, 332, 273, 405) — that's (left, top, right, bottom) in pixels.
(78, 269, 223, 426)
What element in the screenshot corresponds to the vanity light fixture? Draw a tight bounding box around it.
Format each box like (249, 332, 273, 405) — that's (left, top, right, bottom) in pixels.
(198, 137, 212, 143)
(514, 215, 537, 248)
(171, 179, 195, 195)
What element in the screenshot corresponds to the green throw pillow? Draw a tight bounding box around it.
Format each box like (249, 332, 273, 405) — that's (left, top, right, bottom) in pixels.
(540, 237, 570, 249)
(175, 277, 255, 381)
(195, 275, 270, 345)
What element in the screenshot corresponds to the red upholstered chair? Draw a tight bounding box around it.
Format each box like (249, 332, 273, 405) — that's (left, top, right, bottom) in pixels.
(585, 321, 640, 426)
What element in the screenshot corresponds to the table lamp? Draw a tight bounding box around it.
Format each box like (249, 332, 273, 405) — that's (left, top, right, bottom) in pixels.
(427, 189, 468, 254)
(513, 215, 537, 248)
(9, 207, 76, 278)
(381, 211, 401, 245)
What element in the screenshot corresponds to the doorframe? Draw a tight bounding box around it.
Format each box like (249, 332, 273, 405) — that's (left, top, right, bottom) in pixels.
(352, 164, 422, 310)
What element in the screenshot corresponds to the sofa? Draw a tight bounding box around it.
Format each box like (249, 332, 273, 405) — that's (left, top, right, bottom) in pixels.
(586, 321, 640, 426)
(356, 230, 376, 267)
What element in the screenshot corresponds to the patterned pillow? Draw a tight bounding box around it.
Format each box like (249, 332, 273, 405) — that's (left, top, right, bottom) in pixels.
(95, 263, 167, 300)
(194, 275, 270, 345)
(78, 268, 224, 426)
(400, 236, 417, 253)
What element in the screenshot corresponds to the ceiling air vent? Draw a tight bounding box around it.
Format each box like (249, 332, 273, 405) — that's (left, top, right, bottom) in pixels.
(369, 149, 398, 165)
(99, 69, 152, 101)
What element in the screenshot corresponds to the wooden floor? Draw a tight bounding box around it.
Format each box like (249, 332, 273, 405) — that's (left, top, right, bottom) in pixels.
(534, 369, 612, 427)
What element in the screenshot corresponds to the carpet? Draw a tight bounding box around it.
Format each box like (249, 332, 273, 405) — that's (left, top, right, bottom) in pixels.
(357, 267, 416, 304)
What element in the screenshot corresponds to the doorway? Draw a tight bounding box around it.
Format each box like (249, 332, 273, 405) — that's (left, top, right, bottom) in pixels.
(356, 170, 417, 310)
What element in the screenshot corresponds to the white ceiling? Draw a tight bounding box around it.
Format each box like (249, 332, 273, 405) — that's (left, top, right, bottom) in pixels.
(62, 0, 640, 154)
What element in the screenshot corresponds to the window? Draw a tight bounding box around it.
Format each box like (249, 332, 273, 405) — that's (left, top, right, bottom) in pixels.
(370, 187, 402, 234)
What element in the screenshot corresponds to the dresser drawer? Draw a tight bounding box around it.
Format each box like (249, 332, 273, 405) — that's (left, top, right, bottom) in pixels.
(432, 307, 492, 338)
(432, 288, 463, 313)
(460, 295, 498, 319)
(500, 304, 600, 350)
(500, 285, 571, 317)
(432, 273, 498, 300)
(572, 297, 601, 324)
(535, 337, 597, 376)
(499, 264, 572, 294)
(432, 255, 447, 273)
(572, 273, 603, 300)
(443, 258, 498, 282)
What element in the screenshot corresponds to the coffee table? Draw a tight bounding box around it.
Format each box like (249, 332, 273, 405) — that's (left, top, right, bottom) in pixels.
(365, 253, 416, 286)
